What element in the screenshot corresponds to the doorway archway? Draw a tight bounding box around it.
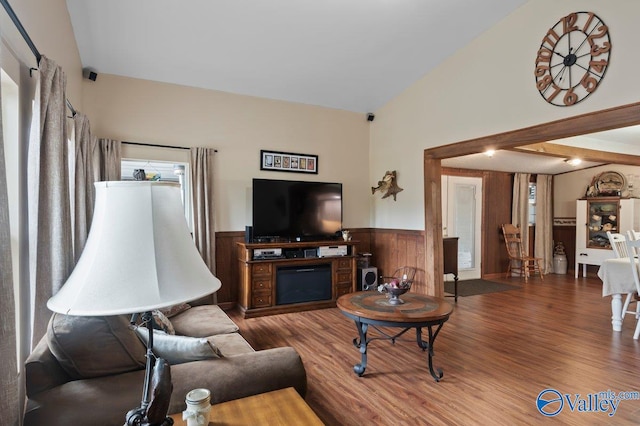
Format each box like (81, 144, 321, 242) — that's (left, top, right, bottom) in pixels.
(423, 102, 640, 297)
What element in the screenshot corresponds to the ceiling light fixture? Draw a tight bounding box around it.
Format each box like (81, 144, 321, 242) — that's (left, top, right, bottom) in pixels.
(484, 149, 495, 158)
(565, 158, 582, 166)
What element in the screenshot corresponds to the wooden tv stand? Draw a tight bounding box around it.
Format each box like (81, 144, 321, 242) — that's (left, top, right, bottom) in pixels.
(237, 240, 357, 318)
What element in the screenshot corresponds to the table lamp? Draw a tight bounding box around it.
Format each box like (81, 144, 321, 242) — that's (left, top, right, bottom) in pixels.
(48, 181, 222, 426)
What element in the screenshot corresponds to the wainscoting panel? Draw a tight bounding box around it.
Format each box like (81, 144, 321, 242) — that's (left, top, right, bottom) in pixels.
(553, 225, 576, 274)
(370, 229, 426, 294)
(214, 231, 244, 309)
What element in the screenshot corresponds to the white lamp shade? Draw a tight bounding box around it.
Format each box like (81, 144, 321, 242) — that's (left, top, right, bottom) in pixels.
(48, 181, 221, 315)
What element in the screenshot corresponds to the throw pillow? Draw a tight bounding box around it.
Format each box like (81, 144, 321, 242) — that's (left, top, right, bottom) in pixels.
(134, 327, 223, 365)
(152, 310, 175, 335)
(47, 314, 146, 380)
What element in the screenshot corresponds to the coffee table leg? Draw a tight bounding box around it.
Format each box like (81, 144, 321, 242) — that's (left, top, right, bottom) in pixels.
(352, 320, 369, 376)
(416, 324, 444, 382)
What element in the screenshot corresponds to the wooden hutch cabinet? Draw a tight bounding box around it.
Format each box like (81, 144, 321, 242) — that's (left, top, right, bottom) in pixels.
(237, 241, 357, 318)
(575, 197, 640, 277)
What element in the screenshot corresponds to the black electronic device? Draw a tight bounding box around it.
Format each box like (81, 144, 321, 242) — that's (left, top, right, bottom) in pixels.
(252, 178, 342, 242)
(244, 225, 253, 243)
(285, 250, 304, 259)
(357, 267, 378, 291)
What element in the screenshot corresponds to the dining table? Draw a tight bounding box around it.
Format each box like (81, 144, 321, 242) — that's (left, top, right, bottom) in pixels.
(597, 257, 639, 331)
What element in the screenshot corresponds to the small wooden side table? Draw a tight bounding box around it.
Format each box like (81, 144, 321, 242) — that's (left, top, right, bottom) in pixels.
(169, 387, 323, 425)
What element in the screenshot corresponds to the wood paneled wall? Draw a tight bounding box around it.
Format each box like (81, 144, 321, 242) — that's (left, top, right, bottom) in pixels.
(214, 231, 245, 309)
(481, 171, 513, 276)
(369, 229, 426, 293)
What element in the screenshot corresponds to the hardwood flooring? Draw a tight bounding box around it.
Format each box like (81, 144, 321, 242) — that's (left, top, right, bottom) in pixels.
(227, 274, 640, 425)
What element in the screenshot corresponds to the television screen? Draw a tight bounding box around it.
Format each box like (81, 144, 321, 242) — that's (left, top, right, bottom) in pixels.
(252, 178, 342, 241)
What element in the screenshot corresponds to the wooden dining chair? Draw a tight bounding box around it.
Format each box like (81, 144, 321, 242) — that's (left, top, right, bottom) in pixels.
(501, 224, 543, 282)
(624, 239, 640, 339)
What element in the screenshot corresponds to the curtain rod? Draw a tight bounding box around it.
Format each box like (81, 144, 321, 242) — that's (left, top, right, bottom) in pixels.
(0, 0, 77, 117)
(123, 141, 218, 152)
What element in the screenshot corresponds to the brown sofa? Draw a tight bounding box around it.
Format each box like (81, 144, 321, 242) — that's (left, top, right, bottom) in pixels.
(23, 304, 307, 426)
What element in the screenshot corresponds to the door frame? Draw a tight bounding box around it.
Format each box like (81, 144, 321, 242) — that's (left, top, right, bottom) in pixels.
(423, 102, 640, 297)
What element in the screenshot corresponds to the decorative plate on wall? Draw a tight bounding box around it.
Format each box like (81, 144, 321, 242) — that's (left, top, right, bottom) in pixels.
(594, 171, 625, 196)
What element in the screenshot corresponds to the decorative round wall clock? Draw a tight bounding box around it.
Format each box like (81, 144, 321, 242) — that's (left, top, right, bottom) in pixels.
(534, 11, 611, 106)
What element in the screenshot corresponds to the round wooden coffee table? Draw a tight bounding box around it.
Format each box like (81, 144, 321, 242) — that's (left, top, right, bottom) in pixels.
(337, 291, 453, 381)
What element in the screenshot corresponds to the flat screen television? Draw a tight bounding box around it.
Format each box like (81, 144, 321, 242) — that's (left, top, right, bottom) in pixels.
(252, 178, 342, 242)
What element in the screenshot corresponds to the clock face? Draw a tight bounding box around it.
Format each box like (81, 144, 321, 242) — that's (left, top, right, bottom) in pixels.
(534, 12, 611, 106)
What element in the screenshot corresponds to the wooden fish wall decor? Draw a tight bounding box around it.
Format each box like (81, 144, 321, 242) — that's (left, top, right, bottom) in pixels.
(371, 170, 403, 201)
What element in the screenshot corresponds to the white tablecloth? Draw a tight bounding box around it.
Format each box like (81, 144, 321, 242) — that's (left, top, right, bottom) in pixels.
(597, 257, 638, 296)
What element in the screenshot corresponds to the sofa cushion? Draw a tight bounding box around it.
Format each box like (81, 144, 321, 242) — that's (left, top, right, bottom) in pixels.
(208, 332, 255, 356)
(170, 305, 239, 337)
(47, 314, 146, 380)
(134, 327, 223, 364)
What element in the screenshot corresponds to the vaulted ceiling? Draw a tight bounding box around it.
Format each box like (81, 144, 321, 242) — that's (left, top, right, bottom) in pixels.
(65, 0, 528, 113)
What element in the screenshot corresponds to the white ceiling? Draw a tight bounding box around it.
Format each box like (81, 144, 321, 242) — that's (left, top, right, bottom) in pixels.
(64, 0, 640, 174)
(65, 0, 528, 113)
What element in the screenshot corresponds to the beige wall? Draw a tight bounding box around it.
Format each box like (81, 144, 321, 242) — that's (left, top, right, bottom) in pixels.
(371, 0, 640, 230)
(82, 74, 371, 232)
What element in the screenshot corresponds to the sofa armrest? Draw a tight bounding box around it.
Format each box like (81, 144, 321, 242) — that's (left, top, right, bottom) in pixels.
(168, 346, 307, 414)
(25, 337, 71, 397)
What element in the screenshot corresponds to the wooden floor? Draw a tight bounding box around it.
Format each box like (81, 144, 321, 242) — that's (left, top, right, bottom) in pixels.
(227, 273, 640, 425)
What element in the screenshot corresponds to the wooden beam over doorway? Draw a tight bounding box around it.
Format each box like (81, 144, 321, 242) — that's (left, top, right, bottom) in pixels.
(511, 142, 640, 166)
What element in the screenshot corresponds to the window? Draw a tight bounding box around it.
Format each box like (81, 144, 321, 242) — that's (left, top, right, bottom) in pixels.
(121, 159, 192, 228)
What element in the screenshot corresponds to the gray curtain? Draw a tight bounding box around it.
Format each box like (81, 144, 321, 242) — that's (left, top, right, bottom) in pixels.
(73, 113, 94, 260)
(74, 123, 121, 260)
(190, 147, 217, 301)
(535, 174, 553, 273)
(27, 56, 73, 346)
(512, 173, 531, 253)
(97, 138, 121, 181)
(0, 66, 20, 426)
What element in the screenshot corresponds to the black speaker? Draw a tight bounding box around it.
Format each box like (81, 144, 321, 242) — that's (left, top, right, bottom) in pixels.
(357, 267, 378, 291)
(367, 113, 375, 122)
(82, 67, 98, 81)
(245, 226, 253, 243)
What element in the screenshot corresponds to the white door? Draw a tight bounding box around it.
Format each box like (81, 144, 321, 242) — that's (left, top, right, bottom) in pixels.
(442, 176, 482, 280)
